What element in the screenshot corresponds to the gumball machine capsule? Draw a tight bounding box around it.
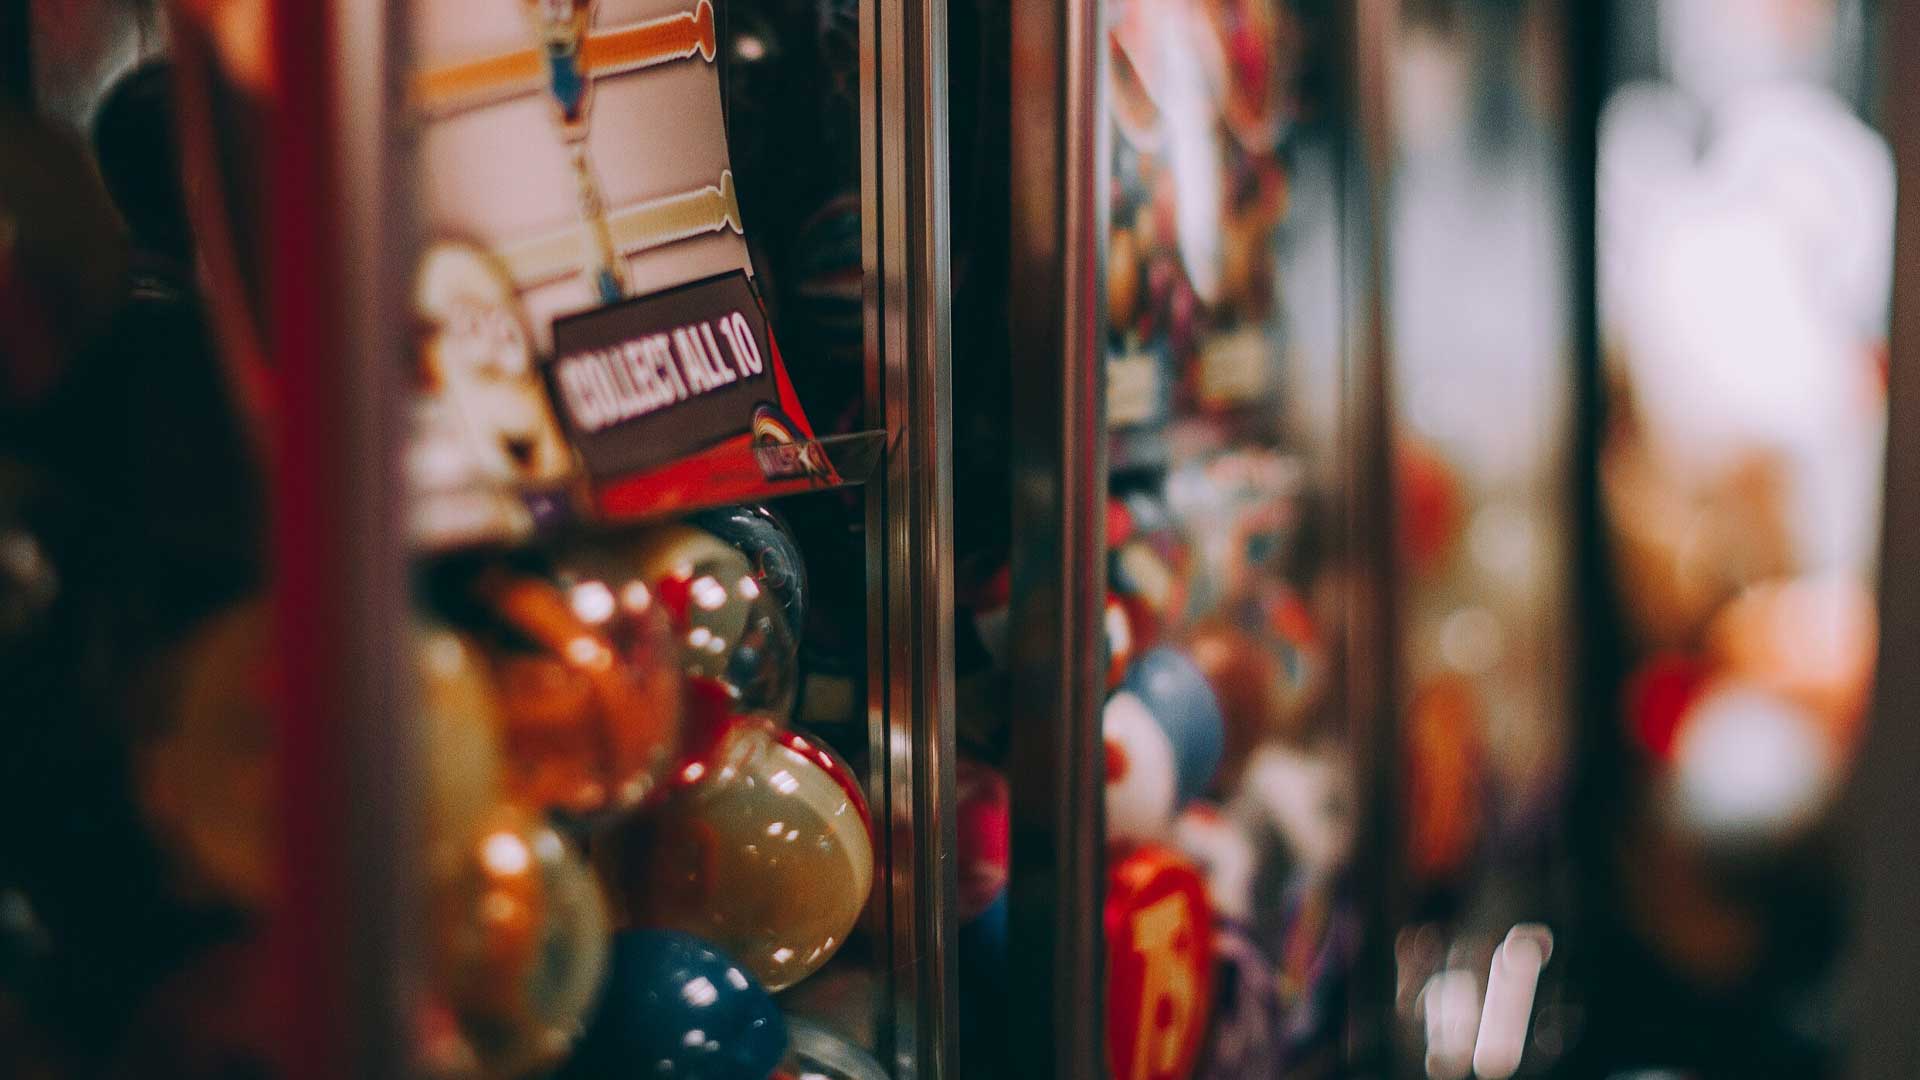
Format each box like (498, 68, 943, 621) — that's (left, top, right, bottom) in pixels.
(430, 806, 610, 1079)
(140, 599, 277, 907)
(141, 605, 518, 909)
(598, 718, 873, 993)
(475, 564, 684, 821)
(621, 523, 801, 720)
(559, 929, 787, 1080)
(688, 505, 811, 644)
(418, 625, 510, 875)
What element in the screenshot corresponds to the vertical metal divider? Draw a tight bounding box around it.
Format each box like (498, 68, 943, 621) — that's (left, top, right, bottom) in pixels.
(1845, 0, 1920, 1073)
(269, 0, 418, 1076)
(1563, 0, 1618, 1070)
(1, 0, 28, 107)
(1004, 0, 1106, 1074)
(863, 0, 957, 1073)
(1338, 0, 1404, 1071)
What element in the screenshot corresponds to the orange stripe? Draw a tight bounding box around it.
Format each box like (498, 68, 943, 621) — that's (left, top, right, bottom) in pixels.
(414, 1, 715, 112)
(582, 0, 715, 71)
(415, 49, 544, 110)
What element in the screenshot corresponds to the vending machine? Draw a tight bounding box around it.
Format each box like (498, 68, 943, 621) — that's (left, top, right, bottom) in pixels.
(1569, 0, 1896, 1075)
(5, 0, 953, 1076)
(2, 0, 1916, 1078)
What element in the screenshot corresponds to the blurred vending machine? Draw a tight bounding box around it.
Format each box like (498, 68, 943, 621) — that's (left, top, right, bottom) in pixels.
(1568, 0, 1897, 1076)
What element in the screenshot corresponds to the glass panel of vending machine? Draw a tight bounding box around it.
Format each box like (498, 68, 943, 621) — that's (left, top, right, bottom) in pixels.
(1087, 0, 1371, 1070)
(962, 0, 1393, 1075)
(1, 0, 953, 1076)
(1381, 1, 1578, 1076)
(1572, 0, 1894, 1075)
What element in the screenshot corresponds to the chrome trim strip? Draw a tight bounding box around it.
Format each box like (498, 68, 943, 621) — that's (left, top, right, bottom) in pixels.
(1005, 0, 1107, 1073)
(863, 0, 956, 1072)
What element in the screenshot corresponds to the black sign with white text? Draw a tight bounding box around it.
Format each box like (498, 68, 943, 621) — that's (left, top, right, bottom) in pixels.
(545, 270, 776, 479)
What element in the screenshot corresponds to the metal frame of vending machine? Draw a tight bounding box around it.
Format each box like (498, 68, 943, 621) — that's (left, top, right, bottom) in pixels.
(248, 0, 960, 1075)
(860, 0, 960, 1073)
(1003, 0, 1109, 1073)
(1849, 0, 1920, 1075)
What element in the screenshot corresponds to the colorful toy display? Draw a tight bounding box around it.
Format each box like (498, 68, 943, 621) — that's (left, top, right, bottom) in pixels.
(559, 929, 786, 1080)
(597, 716, 872, 992)
(1105, 595, 1141, 691)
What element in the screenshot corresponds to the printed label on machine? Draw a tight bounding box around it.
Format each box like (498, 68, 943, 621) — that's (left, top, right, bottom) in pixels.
(547, 270, 782, 477)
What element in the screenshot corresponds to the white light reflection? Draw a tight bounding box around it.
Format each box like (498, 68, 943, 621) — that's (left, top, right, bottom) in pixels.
(738, 575, 762, 600)
(481, 831, 531, 877)
(769, 770, 800, 795)
(620, 580, 653, 613)
(1421, 969, 1480, 1080)
(564, 636, 609, 670)
(1472, 925, 1554, 1079)
(568, 581, 616, 625)
(1668, 684, 1834, 842)
(691, 575, 729, 611)
(681, 976, 718, 1008)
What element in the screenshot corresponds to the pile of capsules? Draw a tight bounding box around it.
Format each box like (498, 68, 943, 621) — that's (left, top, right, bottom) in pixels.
(140, 507, 877, 1079)
(950, 448, 1353, 1080)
